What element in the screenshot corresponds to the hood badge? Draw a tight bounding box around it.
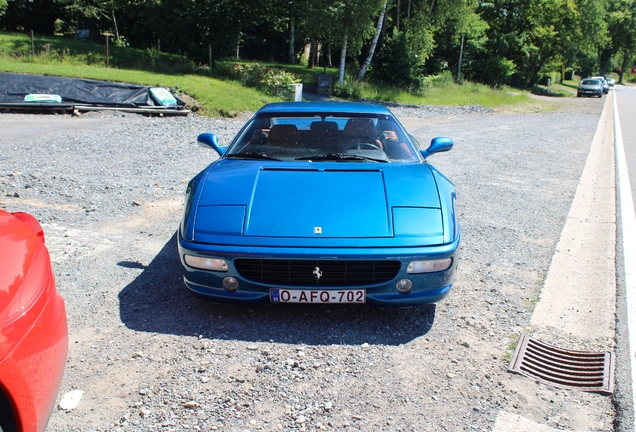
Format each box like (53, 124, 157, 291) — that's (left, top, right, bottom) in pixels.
(314, 226, 322, 234)
(313, 266, 323, 280)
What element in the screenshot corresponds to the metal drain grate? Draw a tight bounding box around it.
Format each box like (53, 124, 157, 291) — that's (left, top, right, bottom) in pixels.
(508, 334, 615, 394)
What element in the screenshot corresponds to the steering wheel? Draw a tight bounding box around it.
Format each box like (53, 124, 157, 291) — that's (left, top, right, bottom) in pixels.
(345, 142, 382, 151)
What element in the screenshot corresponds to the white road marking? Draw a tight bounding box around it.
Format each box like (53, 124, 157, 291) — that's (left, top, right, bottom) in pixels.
(613, 89, 636, 430)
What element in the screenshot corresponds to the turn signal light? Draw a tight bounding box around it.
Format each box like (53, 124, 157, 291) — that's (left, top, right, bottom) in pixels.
(406, 258, 452, 274)
(184, 255, 229, 272)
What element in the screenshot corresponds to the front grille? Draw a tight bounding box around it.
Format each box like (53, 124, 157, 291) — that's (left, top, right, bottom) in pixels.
(234, 259, 401, 287)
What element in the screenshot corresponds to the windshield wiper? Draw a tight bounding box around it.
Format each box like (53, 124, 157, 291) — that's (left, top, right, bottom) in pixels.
(295, 153, 388, 162)
(226, 151, 281, 161)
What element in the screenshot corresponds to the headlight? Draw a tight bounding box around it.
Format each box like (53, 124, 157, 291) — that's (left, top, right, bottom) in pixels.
(406, 258, 452, 274)
(184, 255, 229, 271)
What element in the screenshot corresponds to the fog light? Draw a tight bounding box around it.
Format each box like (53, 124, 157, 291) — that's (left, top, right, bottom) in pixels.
(184, 255, 229, 271)
(396, 279, 413, 294)
(406, 258, 452, 274)
(222, 277, 239, 292)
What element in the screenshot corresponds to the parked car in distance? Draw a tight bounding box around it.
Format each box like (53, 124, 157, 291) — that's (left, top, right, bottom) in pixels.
(604, 76, 616, 87)
(591, 76, 610, 94)
(0, 210, 68, 432)
(577, 79, 604, 97)
(178, 102, 460, 306)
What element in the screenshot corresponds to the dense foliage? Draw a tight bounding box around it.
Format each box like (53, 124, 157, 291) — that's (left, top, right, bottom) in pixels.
(1, 0, 635, 88)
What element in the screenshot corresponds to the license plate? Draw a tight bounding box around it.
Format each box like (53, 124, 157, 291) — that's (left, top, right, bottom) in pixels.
(270, 289, 366, 303)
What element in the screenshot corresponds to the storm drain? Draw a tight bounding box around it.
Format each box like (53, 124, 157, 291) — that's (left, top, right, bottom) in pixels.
(508, 334, 615, 394)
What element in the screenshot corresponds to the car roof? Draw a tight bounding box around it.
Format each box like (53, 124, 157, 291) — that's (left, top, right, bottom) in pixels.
(256, 101, 393, 115)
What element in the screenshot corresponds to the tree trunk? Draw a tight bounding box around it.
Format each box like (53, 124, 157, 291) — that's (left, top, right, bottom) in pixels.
(620, 52, 629, 84)
(339, 0, 351, 84)
(339, 32, 348, 84)
(376, 1, 390, 56)
(111, 10, 119, 40)
(289, 16, 295, 64)
(308, 37, 317, 69)
(356, 1, 387, 81)
(457, 35, 464, 82)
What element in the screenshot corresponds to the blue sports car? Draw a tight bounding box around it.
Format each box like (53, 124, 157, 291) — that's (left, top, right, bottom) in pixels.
(178, 102, 460, 306)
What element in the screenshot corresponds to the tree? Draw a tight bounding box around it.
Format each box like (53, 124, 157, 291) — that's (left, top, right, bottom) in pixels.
(607, 0, 636, 83)
(0, 0, 7, 20)
(335, 0, 385, 83)
(356, 1, 388, 81)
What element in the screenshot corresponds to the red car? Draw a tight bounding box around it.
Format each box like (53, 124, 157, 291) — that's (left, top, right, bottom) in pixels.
(0, 210, 68, 432)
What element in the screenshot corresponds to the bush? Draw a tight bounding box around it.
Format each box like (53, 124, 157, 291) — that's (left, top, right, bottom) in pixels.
(469, 56, 515, 87)
(333, 79, 362, 100)
(216, 62, 301, 99)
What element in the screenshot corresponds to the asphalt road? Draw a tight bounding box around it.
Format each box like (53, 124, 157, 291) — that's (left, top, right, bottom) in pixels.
(616, 85, 636, 219)
(615, 84, 636, 432)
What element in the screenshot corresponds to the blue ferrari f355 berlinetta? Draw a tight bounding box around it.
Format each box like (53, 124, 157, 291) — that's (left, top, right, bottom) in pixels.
(178, 101, 460, 306)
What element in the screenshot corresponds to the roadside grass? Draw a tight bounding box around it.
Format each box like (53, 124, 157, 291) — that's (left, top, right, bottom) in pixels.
(561, 79, 581, 90)
(503, 333, 521, 364)
(531, 83, 575, 97)
(526, 270, 547, 312)
(2, 31, 554, 115)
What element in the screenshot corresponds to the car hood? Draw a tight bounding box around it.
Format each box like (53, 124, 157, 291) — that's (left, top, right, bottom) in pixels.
(189, 161, 447, 246)
(579, 84, 601, 89)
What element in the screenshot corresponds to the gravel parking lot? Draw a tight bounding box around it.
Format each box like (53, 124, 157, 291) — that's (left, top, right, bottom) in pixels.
(0, 97, 613, 431)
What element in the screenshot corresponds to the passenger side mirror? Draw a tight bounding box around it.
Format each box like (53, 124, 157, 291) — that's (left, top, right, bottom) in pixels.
(197, 133, 226, 156)
(421, 136, 453, 159)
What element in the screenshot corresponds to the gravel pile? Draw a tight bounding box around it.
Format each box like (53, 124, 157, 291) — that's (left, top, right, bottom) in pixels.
(0, 99, 614, 431)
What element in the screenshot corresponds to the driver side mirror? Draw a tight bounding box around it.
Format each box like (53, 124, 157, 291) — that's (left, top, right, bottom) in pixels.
(197, 133, 226, 156)
(420, 136, 453, 159)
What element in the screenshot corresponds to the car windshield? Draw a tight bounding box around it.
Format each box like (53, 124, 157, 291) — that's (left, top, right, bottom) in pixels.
(581, 79, 600, 85)
(226, 113, 420, 163)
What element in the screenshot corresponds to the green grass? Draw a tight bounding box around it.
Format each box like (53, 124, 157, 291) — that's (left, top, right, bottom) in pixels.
(356, 76, 531, 108)
(1, 31, 546, 115)
(531, 83, 575, 97)
(561, 79, 581, 89)
(503, 333, 521, 364)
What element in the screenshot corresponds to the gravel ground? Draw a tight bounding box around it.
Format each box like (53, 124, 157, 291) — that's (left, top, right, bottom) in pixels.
(0, 97, 614, 431)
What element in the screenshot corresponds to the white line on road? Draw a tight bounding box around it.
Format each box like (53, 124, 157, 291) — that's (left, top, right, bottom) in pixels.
(613, 89, 636, 431)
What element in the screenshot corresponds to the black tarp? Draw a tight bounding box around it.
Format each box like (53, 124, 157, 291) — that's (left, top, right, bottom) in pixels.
(0, 72, 185, 108)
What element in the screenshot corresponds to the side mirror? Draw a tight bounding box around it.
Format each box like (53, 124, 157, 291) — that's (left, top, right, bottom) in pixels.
(197, 133, 226, 156)
(421, 136, 453, 159)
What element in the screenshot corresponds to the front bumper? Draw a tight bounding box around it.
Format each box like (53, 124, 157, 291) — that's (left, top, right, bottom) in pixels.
(177, 230, 460, 306)
(577, 89, 602, 96)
